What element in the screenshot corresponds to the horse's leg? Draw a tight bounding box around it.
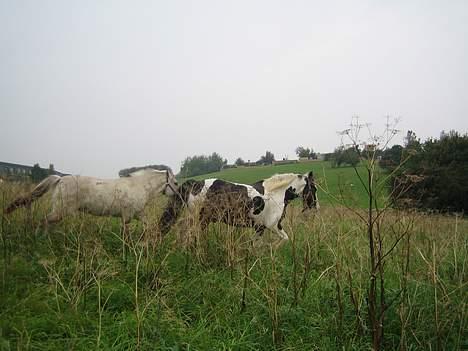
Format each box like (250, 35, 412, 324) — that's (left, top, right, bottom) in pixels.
(121, 216, 131, 263)
(42, 196, 65, 228)
(45, 212, 62, 225)
(252, 225, 266, 248)
(196, 206, 213, 258)
(269, 224, 289, 249)
(199, 207, 211, 232)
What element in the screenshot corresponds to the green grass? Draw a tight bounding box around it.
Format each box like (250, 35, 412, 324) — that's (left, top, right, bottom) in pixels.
(0, 180, 466, 350)
(190, 161, 382, 208)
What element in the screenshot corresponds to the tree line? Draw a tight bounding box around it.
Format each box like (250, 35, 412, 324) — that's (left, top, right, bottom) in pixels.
(29, 164, 56, 182)
(382, 130, 468, 212)
(327, 129, 467, 212)
(180, 146, 319, 178)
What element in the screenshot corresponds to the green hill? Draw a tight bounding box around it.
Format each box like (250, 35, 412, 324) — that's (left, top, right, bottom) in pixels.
(189, 161, 385, 208)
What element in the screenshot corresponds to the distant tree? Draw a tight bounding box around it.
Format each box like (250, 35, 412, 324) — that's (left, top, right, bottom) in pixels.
(323, 152, 334, 161)
(179, 153, 227, 177)
(296, 146, 310, 158)
(379, 145, 403, 171)
(394, 130, 468, 211)
(310, 149, 317, 159)
(31, 163, 48, 182)
(296, 146, 317, 159)
(404, 130, 419, 148)
(344, 148, 360, 167)
(332, 146, 360, 167)
(235, 157, 246, 166)
(48, 164, 55, 175)
(119, 164, 171, 177)
(209, 152, 228, 172)
(259, 151, 275, 165)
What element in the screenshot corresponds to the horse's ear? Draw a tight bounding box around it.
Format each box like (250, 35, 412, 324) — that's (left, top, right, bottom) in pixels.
(307, 171, 314, 180)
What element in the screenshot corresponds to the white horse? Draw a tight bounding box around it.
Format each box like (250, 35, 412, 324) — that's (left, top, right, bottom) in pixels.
(5, 168, 178, 225)
(159, 172, 319, 242)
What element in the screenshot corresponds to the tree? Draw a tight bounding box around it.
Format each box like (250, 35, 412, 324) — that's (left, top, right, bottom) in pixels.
(296, 146, 310, 158)
(379, 145, 403, 171)
(332, 146, 360, 167)
(179, 153, 227, 177)
(404, 130, 419, 148)
(394, 130, 468, 211)
(295, 146, 317, 159)
(259, 151, 275, 165)
(209, 152, 227, 173)
(235, 157, 246, 166)
(344, 148, 360, 167)
(48, 164, 55, 175)
(309, 149, 317, 159)
(31, 163, 48, 183)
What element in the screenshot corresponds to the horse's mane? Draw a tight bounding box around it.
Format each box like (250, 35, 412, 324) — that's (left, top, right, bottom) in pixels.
(262, 173, 298, 192)
(128, 169, 166, 177)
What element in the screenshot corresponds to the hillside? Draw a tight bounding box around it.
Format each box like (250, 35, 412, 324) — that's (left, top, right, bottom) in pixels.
(189, 161, 382, 208)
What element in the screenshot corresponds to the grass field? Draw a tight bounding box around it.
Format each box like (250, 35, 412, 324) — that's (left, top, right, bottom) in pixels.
(0, 170, 466, 350)
(191, 161, 383, 208)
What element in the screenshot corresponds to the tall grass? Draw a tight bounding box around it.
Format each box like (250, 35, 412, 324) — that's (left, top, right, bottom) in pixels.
(0, 180, 466, 350)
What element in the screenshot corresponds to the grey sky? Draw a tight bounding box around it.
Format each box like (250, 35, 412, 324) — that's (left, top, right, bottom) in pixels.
(1, 0, 467, 177)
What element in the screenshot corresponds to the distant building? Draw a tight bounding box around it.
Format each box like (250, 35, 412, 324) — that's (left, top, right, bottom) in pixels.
(316, 153, 325, 161)
(0, 161, 67, 180)
(298, 157, 319, 163)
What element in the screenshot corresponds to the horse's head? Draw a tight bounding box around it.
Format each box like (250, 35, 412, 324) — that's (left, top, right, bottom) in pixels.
(129, 168, 179, 196)
(285, 172, 319, 211)
(162, 169, 179, 196)
(301, 171, 319, 211)
(275, 172, 318, 211)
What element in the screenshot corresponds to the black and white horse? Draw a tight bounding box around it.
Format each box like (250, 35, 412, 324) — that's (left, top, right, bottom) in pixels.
(159, 172, 318, 241)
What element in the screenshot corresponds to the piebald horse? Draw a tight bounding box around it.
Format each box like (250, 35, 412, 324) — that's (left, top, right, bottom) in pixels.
(5, 168, 178, 225)
(159, 172, 318, 242)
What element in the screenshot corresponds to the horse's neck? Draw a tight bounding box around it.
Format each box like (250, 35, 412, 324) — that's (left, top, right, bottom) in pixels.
(266, 184, 291, 206)
(130, 174, 164, 190)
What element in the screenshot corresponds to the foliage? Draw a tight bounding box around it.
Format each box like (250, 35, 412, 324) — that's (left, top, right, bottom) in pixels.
(295, 146, 317, 159)
(31, 163, 48, 183)
(332, 146, 360, 167)
(48, 164, 55, 175)
(179, 153, 227, 178)
(379, 145, 403, 171)
(258, 151, 275, 165)
(119, 164, 171, 177)
(395, 130, 468, 212)
(0, 182, 466, 350)
(404, 130, 419, 147)
(234, 157, 246, 166)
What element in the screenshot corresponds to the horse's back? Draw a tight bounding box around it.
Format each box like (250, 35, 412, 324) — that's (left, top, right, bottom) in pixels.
(56, 175, 145, 217)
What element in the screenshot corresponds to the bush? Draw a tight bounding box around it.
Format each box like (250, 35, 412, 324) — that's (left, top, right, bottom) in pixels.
(394, 131, 468, 212)
(179, 153, 227, 177)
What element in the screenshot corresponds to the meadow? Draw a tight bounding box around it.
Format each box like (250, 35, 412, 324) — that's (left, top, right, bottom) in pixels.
(191, 161, 373, 208)
(0, 163, 466, 350)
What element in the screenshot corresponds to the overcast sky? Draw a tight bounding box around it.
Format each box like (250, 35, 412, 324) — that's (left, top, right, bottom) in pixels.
(1, 0, 467, 177)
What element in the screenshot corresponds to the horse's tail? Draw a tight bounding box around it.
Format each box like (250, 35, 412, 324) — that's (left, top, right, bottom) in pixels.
(5, 175, 61, 214)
